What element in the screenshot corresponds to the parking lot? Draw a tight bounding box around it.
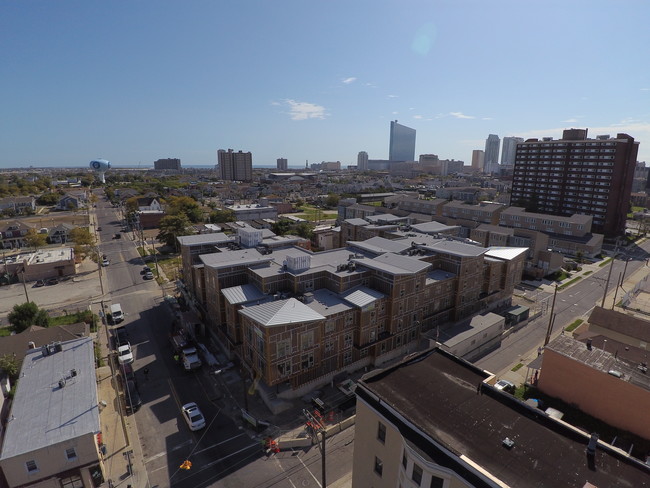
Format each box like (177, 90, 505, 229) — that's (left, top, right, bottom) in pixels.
(0, 256, 102, 326)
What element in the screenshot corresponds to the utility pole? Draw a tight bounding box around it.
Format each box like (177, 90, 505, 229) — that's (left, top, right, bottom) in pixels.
(611, 272, 622, 310)
(544, 284, 558, 346)
(601, 255, 616, 308)
(20, 270, 30, 303)
(303, 408, 327, 488)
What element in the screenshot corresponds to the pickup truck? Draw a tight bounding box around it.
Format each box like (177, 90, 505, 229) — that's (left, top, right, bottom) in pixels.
(181, 347, 202, 371)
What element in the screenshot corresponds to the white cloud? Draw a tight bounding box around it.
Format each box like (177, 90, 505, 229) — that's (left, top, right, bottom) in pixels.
(449, 112, 475, 119)
(641, 88, 650, 91)
(283, 99, 328, 120)
(482, 117, 493, 121)
(387, 94, 398, 98)
(413, 115, 423, 119)
(342, 77, 357, 84)
(270, 101, 281, 106)
(562, 118, 578, 123)
(392, 111, 399, 115)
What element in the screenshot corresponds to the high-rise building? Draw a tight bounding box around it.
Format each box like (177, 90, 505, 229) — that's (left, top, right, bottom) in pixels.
(154, 158, 181, 171)
(510, 129, 639, 237)
(484, 134, 500, 174)
(357, 151, 369, 171)
(217, 149, 252, 181)
(277, 158, 288, 170)
(501, 137, 524, 164)
(389, 121, 416, 161)
(471, 150, 485, 171)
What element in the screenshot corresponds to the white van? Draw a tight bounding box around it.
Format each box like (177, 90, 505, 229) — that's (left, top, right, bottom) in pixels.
(110, 303, 124, 323)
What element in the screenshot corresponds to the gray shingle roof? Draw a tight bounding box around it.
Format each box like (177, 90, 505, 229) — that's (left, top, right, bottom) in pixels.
(358, 253, 431, 275)
(239, 298, 325, 326)
(0, 337, 99, 460)
(177, 233, 234, 246)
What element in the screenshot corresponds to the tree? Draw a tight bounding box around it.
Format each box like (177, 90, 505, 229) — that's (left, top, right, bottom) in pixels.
(69, 227, 94, 246)
(8, 302, 50, 333)
(167, 196, 203, 223)
(157, 214, 193, 249)
(325, 193, 340, 208)
(209, 209, 235, 224)
(294, 222, 314, 239)
(24, 228, 47, 251)
(0, 354, 19, 381)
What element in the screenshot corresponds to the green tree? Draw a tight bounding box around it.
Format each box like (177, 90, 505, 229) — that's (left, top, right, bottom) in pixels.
(24, 228, 47, 251)
(209, 209, 235, 224)
(157, 214, 193, 249)
(167, 196, 203, 223)
(325, 193, 340, 208)
(69, 227, 95, 246)
(8, 302, 50, 333)
(0, 354, 19, 381)
(294, 222, 314, 239)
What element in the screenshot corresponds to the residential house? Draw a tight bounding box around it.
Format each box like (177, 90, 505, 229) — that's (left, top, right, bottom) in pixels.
(0, 197, 36, 215)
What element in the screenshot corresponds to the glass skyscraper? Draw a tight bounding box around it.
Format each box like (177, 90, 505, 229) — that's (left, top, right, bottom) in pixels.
(389, 121, 416, 161)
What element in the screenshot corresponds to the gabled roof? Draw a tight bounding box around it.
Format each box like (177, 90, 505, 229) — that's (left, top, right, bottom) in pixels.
(239, 298, 325, 326)
(348, 236, 410, 255)
(358, 253, 431, 275)
(485, 247, 528, 260)
(341, 286, 385, 308)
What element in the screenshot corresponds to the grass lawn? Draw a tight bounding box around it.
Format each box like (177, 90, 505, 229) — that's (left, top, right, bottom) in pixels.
(157, 255, 182, 281)
(294, 205, 338, 222)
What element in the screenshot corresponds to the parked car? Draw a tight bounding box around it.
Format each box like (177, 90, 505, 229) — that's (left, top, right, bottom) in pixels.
(113, 233, 121, 239)
(181, 402, 206, 431)
(117, 363, 137, 387)
(142, 266, 152, 273)
(124, 380, 142, 414)
(112, 326, 129, 348)
(97, 226, 102, 231)
(495, 379, 516, 394)
(143, 271, 154, 280)
(101, 257, 110, 267)
(45, 277, 58, 286)
(117, 343, 134, 365)
(32, 280, 45, 288)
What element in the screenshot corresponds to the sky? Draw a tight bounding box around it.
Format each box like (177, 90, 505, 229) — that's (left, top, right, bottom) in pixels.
(2, 0, 650, 169)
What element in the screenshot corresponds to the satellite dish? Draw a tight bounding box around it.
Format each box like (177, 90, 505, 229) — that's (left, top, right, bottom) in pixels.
(89, 159, 111, 183)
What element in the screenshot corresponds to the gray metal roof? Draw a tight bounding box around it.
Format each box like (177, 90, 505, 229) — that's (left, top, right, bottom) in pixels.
(358, 253, 431, 275)
(365, 213, 406, 223)
(221, 284, 268, 305)
(485, 247, 528, 260)
(348, 236, 410, 255)
(341, 286, 385, 308)
(427, 238, 486, 257)
(307, 289, 353, 317)
(239, 298, 325, 326)
(0, 337, 99, 460)
(177, 232, 235, 246)
(199, 249, 273, 269)
(411, 221, 460, 234)
(344, 218, 369, 226)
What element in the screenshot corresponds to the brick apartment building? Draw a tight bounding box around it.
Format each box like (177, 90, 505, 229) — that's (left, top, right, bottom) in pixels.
(178, 229, 525, 396)
(510, 129, 639, 237)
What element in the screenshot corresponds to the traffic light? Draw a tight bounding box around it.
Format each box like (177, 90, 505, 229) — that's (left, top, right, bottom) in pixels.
(180, 460, 192, 470)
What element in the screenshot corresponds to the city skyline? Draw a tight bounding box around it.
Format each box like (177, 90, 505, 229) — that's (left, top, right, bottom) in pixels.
(2, 1, 650, 169)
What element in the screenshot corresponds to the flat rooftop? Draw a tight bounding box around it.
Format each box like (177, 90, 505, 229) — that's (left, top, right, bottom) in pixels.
(358, 348, 650, 487)
(0, 338, 99, 460)
(27, 247, 74, 265)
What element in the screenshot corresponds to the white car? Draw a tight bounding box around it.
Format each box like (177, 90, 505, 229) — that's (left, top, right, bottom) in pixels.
(101, 257, 110, 267)
(117, 343, 134, 365)
(181, 402, 206, 431)
(495, 379, 516, 393)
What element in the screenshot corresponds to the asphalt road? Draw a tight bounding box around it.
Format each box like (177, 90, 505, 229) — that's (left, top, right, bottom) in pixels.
(476, 239, 650, 375)
(95, 195, 356, 488)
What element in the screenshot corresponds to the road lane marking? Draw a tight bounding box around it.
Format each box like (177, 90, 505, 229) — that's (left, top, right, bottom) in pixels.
(273, 457, 297, 488)
(145, 439, 193, 464)
(171, 443, 260, 484)
(295, 449, 322, 487)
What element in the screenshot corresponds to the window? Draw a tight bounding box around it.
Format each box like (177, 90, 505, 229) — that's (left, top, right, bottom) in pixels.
(374, 456, 383, 477)
(430, 475, 445, 488)
(65, 447, 77, 461)
(25, 460, 38, 473)
(301, 331, 314, 350)
(377, 422, 386, 443)
(61, 475, 84, 488)
(277, 339, 291, 358)
(301, 353, 314, 370)
(344, 333, 353, 348)
(412, 463, 423, 486)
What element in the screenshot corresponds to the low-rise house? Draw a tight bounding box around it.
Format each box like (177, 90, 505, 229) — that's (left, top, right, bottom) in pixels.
(0, 337, 105, 488)
(0, 196, 36, 215)
(0, 220, 35, 249)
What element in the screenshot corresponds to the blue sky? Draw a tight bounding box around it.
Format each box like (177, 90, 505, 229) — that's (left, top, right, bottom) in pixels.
(2, 0, 650, 169)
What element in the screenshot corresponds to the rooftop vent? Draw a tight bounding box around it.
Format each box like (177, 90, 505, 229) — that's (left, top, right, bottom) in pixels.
(502, 437, 515, 449)
(58, 378, 66, 389)
(607, 370, 622, 378)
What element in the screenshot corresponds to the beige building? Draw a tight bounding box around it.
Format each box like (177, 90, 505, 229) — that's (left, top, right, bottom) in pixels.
(539, 332, 650, 441)
(218, 149, 253, 182)
(352, 347, 650, 488)
(0, 338, 104, 488)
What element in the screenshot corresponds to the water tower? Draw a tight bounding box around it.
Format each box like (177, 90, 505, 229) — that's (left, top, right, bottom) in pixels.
(89, 159, 111, 183)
